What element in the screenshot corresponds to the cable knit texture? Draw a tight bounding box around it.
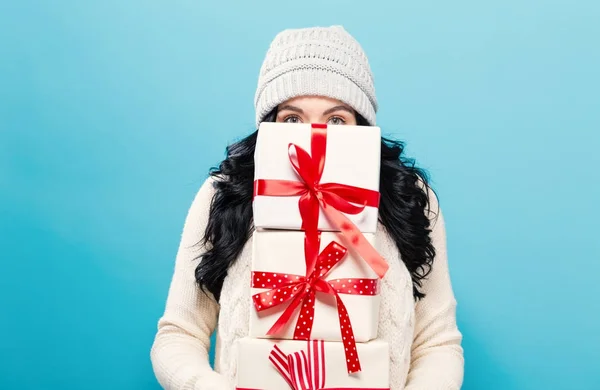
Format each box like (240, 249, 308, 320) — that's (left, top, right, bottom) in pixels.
(150, 178, 464, 389)
(254, 25, 378, 127)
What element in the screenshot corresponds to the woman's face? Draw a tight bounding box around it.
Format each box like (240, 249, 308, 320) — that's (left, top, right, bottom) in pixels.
(276, 96, 357, 126)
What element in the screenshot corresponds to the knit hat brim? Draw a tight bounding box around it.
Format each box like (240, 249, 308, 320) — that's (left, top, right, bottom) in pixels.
(255, 67, 377, 128)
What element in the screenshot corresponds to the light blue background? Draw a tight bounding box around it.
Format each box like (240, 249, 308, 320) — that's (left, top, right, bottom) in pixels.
(1, 1, 599, 389)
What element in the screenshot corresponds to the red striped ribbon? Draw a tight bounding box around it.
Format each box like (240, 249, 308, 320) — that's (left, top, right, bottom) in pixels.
(235, 340, 389, 390)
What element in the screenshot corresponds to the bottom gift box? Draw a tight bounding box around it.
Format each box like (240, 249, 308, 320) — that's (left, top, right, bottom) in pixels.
(235, 337, 390, 390)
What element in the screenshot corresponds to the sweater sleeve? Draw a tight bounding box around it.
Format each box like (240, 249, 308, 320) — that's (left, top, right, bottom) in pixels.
(404, 192, 465, 390)
(150, 178, 232, 390)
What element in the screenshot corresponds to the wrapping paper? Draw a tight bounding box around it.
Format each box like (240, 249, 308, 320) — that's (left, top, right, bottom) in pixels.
(249, 230, 381, 343)
(253, 122, 381, 233)
(235, 338, 390, 390)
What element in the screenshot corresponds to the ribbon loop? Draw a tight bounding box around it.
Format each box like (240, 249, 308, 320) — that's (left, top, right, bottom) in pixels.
(289, 144, 318, 189)
(243, 338, 390, 390)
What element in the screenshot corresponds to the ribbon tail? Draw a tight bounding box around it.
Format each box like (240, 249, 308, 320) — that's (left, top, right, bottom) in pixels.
(321, 191, 367, 215)
(293, 290, 316, 341)
(314, 279, 362, 375)
(321, 206, 389, 278)
(334, 294, 362, 374)
(266, 288, 307, 336)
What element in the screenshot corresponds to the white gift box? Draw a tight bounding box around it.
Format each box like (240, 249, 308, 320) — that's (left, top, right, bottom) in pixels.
(253, 122, 381, 233)
(249, 230, 381, 343)
(235, 337, 390, 390)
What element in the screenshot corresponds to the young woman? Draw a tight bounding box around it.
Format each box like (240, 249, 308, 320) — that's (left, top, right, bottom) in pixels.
(151, 25, 464, 389)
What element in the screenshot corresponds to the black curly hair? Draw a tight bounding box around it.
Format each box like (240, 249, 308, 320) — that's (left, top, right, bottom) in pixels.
(195, 109, 437, 302)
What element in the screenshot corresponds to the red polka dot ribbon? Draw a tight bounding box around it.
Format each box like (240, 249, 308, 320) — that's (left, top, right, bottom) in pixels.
(252, 241, 379, 374)
(253, 123, 389, 279)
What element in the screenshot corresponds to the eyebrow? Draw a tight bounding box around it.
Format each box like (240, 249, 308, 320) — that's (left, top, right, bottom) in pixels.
(278, 105, 304, 114)
(322, 105, 354, 116)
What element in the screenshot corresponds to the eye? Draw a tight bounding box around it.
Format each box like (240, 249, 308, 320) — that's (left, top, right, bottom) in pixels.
(283, 115, 302, 124)
(327, 116, 347, 125)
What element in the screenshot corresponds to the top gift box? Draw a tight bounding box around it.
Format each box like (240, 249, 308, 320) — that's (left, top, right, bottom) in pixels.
(253, 122, 382, 234)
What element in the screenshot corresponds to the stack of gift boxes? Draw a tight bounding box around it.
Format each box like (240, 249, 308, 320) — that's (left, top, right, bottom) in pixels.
(235, 122, 390, 390)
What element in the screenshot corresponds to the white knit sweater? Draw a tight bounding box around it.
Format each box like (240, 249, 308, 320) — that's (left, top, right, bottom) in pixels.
(150, 178, 464, 389)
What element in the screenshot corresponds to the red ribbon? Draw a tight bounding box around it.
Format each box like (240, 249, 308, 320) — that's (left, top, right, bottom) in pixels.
(252, 240, 379, 374)
(253, 123, 389, 278)
(235, 340, 390, 390)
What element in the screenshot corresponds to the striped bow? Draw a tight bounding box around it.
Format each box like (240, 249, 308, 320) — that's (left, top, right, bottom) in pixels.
(269, 340, 326, 390)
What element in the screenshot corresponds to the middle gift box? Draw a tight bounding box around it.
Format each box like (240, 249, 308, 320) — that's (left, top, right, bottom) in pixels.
(249, 229, 381, 343)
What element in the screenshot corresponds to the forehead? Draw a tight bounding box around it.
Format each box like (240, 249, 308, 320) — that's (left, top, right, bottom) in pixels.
(279, 96, 352, 111)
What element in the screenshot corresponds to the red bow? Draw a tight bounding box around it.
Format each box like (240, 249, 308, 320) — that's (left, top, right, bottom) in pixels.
(252, 240, 379, 374)
(253, 123, 389, 278)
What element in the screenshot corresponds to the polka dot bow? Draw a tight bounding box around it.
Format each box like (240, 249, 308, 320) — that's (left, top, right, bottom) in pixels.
(251, 241, 379, 374)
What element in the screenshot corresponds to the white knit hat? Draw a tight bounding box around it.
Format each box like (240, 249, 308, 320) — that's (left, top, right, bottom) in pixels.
(254, 25, 378, 127)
